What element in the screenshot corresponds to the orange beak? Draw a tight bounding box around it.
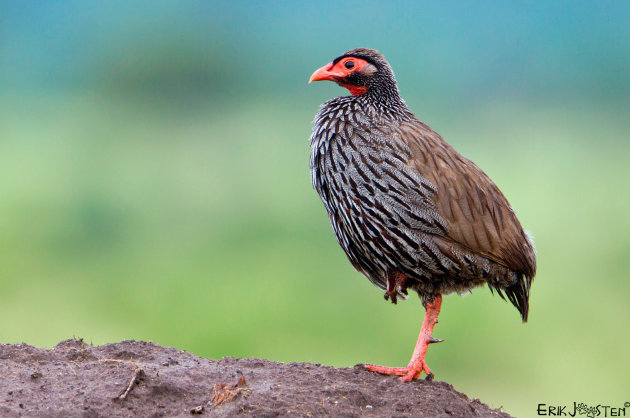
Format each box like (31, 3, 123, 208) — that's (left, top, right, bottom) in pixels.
(308, 62, 344, 83)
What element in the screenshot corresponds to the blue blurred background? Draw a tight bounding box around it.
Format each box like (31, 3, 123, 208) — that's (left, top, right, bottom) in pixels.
(1, 1, 629, 416)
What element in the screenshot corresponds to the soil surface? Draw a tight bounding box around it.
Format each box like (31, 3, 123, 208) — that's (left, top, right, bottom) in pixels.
(0, 339, 511, 417)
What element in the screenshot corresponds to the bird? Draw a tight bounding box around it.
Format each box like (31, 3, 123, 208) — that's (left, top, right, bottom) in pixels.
(308, 48, 536, 382)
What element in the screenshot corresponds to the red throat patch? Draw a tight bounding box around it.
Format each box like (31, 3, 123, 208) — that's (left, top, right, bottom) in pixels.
(341, 84, 368, 96)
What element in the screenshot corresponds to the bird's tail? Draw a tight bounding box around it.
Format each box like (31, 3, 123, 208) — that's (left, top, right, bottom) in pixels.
(490, 274, 532, 322)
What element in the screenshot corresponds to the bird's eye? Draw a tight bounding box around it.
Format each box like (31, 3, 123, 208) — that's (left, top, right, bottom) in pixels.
(344, 61, 355, 70)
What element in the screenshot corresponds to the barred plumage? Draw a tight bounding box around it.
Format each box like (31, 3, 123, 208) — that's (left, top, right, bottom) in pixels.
(309, 48, 536, 381)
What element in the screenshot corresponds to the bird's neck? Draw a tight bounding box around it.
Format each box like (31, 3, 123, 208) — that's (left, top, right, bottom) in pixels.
(356, 84, 409, 122)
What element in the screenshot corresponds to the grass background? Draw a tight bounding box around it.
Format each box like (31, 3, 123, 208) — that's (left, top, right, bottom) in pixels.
(1, 2, 629, 416)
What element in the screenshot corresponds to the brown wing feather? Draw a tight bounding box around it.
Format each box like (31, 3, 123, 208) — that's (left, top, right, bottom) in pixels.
(398, 119, 536, 278)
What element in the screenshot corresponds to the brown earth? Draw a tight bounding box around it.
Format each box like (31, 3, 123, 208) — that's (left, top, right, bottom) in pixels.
(0, 339, 511, 417)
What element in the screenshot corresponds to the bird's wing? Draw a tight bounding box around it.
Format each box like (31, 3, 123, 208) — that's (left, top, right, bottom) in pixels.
(395, 119, 536, 277)
(338, 134, 448, 236)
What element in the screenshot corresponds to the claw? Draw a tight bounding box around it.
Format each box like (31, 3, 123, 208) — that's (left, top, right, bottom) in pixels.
(384, 291, 397, 304)
(384, 270, 409, 305)
(428, 337, 444, 344)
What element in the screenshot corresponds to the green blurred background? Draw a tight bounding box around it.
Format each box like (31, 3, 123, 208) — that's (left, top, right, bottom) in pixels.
(1, 1, 628, 416)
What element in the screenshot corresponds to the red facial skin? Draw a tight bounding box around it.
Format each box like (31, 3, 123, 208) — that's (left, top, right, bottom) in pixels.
(309, 57, 369, 96)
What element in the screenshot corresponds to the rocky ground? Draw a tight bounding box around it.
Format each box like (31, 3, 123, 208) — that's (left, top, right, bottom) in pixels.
(0, 339, 511, 417)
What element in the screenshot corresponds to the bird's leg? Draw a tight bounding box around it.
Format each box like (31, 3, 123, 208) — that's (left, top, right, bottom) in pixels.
(384, 271, 408, 304)
(365, 294, 443, 382)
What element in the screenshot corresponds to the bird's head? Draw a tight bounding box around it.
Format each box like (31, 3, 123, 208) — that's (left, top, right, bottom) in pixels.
(309, 48, 399, 98)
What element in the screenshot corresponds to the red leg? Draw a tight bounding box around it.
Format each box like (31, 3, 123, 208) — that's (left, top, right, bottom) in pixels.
(365, 294, 442, 382)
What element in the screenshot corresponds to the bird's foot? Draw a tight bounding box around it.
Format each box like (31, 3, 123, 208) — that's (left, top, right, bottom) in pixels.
(366, 294, 443, 382)
(384, 271, 408, 304)
(383, 288, 408, 304)
(364, 361, 433, 382)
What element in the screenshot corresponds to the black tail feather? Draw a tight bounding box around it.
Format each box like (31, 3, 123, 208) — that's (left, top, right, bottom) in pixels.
(489, 274, 532, 322)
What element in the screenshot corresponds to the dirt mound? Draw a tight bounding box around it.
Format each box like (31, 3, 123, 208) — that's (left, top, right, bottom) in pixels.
(0, 339, 510, 417)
